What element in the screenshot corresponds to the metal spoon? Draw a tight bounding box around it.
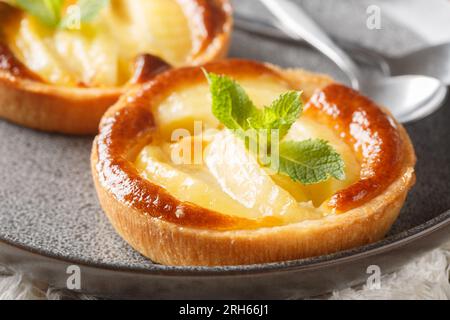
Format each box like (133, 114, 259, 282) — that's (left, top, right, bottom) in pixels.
(258, 0, 447, 123)
(235, 13, 450, 85)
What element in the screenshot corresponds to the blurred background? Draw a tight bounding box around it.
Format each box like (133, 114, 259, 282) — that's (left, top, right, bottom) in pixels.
(231, 0, 450, 83)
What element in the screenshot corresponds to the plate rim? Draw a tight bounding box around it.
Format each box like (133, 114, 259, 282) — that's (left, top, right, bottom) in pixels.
(1, 209, 449, 276)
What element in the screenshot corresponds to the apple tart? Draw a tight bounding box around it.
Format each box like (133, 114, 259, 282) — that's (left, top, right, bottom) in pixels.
(92, 59, 416, 266)
(0, 0, 232, 134)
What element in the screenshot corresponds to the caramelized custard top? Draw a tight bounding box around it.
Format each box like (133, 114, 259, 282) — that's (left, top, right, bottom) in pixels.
(95, 59, 410, 230)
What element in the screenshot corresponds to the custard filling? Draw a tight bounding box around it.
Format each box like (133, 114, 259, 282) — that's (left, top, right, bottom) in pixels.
(135, 76, 361, 224)
(2, 0, 192, 87)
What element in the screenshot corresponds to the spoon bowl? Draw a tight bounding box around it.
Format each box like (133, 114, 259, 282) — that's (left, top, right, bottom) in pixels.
(387, 43, 450, 85)
(362, 76, 448, 123)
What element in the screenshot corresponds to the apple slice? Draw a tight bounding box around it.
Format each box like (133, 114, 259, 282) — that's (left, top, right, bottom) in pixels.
(204, 130, 322, 221)
(135, 144, 258, 218)
(8, 17, 77, 85)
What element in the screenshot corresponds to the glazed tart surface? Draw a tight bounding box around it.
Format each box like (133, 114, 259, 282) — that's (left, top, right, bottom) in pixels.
(133, 76, 361, 225)
(94, 59, 416, 231)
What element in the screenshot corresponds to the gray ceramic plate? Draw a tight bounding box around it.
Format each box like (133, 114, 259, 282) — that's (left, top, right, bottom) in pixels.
(0, 0, 449, 299)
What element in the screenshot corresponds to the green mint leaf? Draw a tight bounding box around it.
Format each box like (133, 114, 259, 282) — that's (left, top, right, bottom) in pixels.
(247, 91, 303, 140)
(6, 0, 109, 29)
(77, 0, 109, 22)
(204, 70, 257, 132)
(278, 139, 346, 185)
(60, 0, 109, 29)
(15, 0, 64, 27)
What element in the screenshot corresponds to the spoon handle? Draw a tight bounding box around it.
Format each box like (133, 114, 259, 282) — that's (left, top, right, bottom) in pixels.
(259, 0, 362, 90)
(234, 13, 393, 77)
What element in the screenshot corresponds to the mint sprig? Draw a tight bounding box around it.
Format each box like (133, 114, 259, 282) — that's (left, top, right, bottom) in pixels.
(204, 71, 346, 185)
(4, 0, 109, 29)
(247, 91, 302, 145)
(206, 71, 257, 132)
(61, 0, 109, 26)
(15, 0, 64, 27)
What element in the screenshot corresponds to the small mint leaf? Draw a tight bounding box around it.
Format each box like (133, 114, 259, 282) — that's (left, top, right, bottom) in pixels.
(60, 0, 109, 29)
(7, 0, 109, 29)
(15, 0, 64, 27)
(248, 91, 303, 140)
(78, 0, 109, 22)
(204, 71, 257, 132)
(278, 139, 346, 184)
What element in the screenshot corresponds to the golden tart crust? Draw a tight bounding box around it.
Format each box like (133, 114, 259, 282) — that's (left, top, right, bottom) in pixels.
(92, 59, 416, 266)
(0, 0, 232, 134)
